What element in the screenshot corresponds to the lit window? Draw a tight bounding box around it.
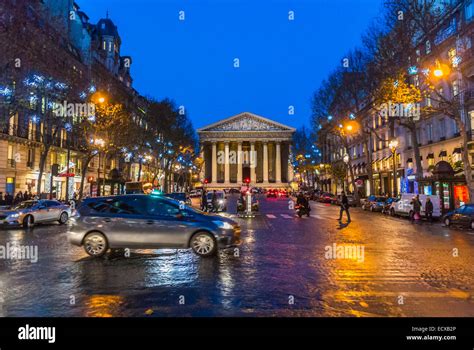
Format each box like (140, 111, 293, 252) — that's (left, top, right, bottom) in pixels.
(426, 40, 431, 54)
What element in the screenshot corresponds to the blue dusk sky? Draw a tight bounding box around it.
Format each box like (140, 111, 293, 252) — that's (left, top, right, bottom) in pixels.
(80, 0, 382, 129)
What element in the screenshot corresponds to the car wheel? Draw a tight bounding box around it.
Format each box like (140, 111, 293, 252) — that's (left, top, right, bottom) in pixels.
(23, 215, 34, 229)
(444, 217, 451, 227)
(370, 206, 374, 212)
(190, 232, 217, 257)
(58, 212, 68, 225)
(83, 232, 108, 257)
(390, 208, 395, 217)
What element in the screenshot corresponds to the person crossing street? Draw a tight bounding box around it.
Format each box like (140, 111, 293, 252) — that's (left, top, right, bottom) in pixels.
(338, 191, 351, 223)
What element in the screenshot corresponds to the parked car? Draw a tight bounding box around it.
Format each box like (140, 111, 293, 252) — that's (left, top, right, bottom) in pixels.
(0, 199, 71, 228)
(389, 194, 441, 218)
(69, 194, 241, 257)
(442, 204, 474, 229)
(206, 191, 227, 212)
(362, 196, 386, 212)
(318, 192, 336, 204)
(165, 192, 192, 206)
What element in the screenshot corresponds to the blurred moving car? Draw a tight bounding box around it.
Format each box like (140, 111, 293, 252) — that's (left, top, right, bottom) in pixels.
(165, 192, 192, 206)
(362, 196, 386, 212)
(206, 191, 227, 212)
(69, 194, 241, 257)
(442, 204, 474, 229)
(0, 199, 71, 228)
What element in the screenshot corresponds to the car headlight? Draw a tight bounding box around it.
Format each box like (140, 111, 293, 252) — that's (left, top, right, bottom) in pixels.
(213, 221, 233, 230)
(8, 213, 20, 218)
(218, 199, 224, 204)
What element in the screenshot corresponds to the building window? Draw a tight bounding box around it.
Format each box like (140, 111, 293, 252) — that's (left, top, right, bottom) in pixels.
(426, 96, 432, 107)
(103, 41, 106, 50)
(27, 149, 35, 168)
(453, 119, 459, 135)
(7, 145, 14, 166)
(407, 132, 412, 147)
(426, 40, 431, 54)
(452, 80, 460, 96)
(108, 42, 112, 52)
(427, 123, 433, 141)
(467, 0, 474, 21)
(439, 118, 446, 139)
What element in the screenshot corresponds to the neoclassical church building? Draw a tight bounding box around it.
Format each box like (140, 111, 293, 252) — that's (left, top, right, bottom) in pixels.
(197, 112, 296, 189)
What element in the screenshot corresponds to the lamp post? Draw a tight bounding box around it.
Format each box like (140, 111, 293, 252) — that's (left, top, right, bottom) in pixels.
(343, 153, 350, 192)
(389, 139, 399, 197)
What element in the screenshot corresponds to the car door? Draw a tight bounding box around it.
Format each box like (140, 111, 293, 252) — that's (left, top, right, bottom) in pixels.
(451, 206, 465, 225)
(44, 200, 62, 221)
(146, 197, 193, 248)
(459, 205, 474, 227)
(34, 201, 52, 223)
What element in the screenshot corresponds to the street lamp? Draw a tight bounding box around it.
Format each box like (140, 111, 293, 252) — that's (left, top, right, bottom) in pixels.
(343, 154, 350, 192)
(389, 139, 399, 197)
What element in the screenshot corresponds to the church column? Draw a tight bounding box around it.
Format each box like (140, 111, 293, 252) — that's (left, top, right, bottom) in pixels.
(211, 142, 217, 183)
(275, 141, 281, 183)
(237, 142, 243, 184)
(250, 141, 256, 183)
(263, 142, 269, 183)
(287, 144, 293, 183)
(224, 141, 230, 184)
(199, 143, 205, 181)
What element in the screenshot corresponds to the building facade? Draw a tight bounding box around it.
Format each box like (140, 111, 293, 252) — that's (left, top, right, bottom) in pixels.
(197, 112, 295, 189)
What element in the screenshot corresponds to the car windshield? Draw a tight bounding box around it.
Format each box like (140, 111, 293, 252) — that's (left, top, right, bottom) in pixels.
(12, 201, 37, 210)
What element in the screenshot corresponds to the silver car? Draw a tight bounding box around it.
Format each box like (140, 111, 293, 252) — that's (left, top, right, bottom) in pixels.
(68, 194, 241, 257)
(0, 200, 71, 228)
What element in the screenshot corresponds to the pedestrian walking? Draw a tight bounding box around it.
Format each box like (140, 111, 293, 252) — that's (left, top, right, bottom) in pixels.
(211, 190, 218, 212)
(13, 191, 23, 205)
(0, 192, 4, 206)
(425, 197, 433, 223)
(5, 193, 13, 206)
(411, 195, 422, 224)
(338, 191, 351, 223)
(201, 189, 207, 211)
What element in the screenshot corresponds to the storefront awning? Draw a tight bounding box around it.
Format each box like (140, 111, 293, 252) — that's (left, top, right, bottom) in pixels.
(439, 150, 447, 157)
(427, 153, 434, 159)
(453, 147, 462, 154)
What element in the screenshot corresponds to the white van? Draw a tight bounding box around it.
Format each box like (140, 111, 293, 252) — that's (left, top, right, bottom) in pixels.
(390, 193, 441, 218)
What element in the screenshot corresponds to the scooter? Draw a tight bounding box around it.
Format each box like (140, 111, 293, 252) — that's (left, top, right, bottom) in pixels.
(295, 204, 310, 218)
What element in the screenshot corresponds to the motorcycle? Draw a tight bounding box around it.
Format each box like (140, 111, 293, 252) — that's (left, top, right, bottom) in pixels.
(295, 204, 310, 218)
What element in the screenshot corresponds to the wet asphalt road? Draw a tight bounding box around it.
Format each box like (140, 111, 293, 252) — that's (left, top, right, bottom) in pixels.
(1, 194, 474, 317)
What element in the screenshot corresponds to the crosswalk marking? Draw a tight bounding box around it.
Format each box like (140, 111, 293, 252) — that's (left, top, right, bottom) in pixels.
(311, 214, 323, 219)
(266, 214, 277, 219)
(281, 214, 293, 219)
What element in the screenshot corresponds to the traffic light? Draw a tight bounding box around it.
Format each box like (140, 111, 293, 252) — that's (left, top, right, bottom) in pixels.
(204, 178, 209, 184)
(245, 178, 250, 184)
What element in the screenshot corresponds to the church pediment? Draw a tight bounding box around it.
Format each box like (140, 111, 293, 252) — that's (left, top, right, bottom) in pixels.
(198, 112, 295, 133)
